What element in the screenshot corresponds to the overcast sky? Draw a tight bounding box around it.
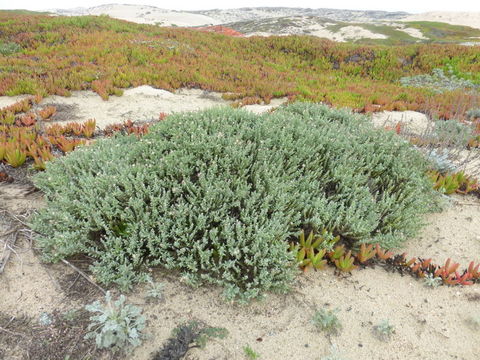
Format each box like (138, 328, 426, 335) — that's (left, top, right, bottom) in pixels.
(1, 0, 479, 13)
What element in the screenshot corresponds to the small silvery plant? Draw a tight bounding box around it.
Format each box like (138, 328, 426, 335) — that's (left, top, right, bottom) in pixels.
(466, 314, 480, 331)
(145, 277, 164, 300)
(373, 319, 395, 341)
(38, 312, 53, 326)
(425, 149, 457, 174)
(85, 291, 145, 352)
(312, 308, 342, 335)
(424, 273, 442, 288)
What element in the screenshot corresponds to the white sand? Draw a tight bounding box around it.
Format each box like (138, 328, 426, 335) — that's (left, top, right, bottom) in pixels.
(58, 4, 220, 27)
(371, 110, 433, 135)
(398, 27, 427, 39)
(402, 12, 480, 30)
(0, 86, 288, 129)
(252, 24, 388, 42)
(337, 25, 388, 40)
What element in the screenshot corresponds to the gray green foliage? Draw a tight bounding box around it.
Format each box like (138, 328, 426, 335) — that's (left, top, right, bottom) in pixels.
(312, 308, 342, 335)
(145, 278, 164, 300)
(434, 119, 473, 146)
(31, 104, 437, 301)
(400, 67, 478, 93)
(466, 108, 480, 120)
(38, 312, 53, 326)
(84, 291, 145, 351)
(0, 41, 21, 55)
(425, 149, 458, 174)
(423, 273, 442, 288)
(372, 319, 395, 341)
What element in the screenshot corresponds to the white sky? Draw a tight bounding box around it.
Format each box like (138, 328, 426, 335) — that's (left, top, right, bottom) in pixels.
(0, 0, 479, 13)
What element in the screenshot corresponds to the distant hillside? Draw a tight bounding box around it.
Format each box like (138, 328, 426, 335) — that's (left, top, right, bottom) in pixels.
(404, 12, 480, 30)
(194, 7, 408, 23)
(41, 4, 480, 44)
(51, 3, 220, 26)
(223, 16, 480, 44)
(1, 11, 479, 120)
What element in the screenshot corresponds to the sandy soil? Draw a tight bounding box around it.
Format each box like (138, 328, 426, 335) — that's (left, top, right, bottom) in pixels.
(402, 12, 480, 30)
(1, 92, 479, 360)
(371, 110, 432, 135)
(397, 27, 427, 39)
(0, 86, 287, 130)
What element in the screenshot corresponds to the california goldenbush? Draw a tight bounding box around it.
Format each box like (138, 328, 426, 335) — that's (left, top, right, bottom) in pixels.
(31, 104, 438, 301)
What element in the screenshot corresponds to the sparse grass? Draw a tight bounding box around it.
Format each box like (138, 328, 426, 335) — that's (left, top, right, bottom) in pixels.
(243, 345, 261, 359)
(407, 21, 480, 42)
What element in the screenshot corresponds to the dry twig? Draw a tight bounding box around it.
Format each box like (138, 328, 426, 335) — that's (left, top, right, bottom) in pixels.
(60, 259, 107, 295)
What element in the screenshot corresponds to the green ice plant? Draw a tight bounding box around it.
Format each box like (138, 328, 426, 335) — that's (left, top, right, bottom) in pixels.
(31, 104, 439, 302)
(84, 291, 145, 351)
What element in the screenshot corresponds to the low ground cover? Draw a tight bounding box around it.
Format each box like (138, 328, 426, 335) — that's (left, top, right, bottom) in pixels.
(0, 12, 480, 119)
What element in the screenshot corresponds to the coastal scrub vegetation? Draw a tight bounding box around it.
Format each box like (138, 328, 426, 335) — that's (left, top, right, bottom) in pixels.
(0, 12, 479, 119)
(31, 104, 438, 301)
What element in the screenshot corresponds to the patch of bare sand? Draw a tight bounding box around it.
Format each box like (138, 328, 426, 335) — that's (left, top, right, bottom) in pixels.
(404, 194, 480, 266)
(130, 265, 479, 360)
(0, 87, 288, 130)
(371, 110, 433, 135)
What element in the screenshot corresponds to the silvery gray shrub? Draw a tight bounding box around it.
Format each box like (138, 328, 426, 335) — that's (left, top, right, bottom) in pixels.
(434, 119, 473, 146)
(400, 67, 478, 93)
(31, 104, 438, 301)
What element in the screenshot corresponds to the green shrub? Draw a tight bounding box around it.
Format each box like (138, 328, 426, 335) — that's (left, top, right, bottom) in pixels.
(31, 104, 437, 301)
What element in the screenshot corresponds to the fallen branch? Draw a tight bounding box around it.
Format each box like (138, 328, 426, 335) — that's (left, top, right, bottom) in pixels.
(0, 227, 19, 274)
(60, 259, 106, 295)
(0, 325, 26, 338)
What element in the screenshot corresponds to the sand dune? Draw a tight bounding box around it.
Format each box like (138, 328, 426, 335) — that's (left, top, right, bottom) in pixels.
(403, 11, 480, 30)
